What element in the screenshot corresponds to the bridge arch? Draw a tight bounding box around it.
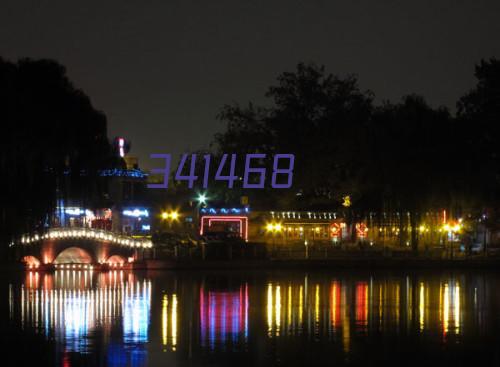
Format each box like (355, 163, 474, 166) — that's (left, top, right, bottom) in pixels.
(53, 246, 93, 264)
(106, 254, 127, 265)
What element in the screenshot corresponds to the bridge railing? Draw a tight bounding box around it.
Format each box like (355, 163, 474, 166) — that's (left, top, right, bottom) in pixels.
(14, 227, 153, 249)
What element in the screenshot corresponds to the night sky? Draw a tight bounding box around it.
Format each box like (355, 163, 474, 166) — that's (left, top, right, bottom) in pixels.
(2, 0, 499, 169)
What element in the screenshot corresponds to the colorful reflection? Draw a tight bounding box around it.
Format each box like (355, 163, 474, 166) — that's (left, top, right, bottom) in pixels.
(123, 279, 152, 344)
(9, 271, 477, 365)
(11, 270, 151, 366)
(264, 275, 466, 350)
(200, 284, 249, 350)
(355, 282, 369, 331)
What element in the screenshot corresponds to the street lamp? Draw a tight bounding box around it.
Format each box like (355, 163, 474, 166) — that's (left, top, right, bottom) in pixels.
(196, 192, 208, 206)
(442, 222, 462, 259)
(161, 210, 180, 226)
(266, 222, 283, 254)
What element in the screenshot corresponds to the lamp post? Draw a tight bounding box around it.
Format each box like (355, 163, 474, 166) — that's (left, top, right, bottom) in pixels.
(194, 192, 208, 238)
(161, 210, 180, 228)
(161, 210, 181, 259)
(196, 192, 208, 206)
(266, 222, 283, 257)
(442, 222, 461, 260)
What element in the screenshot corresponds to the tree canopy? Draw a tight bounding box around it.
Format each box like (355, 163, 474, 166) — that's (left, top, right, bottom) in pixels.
(0, 58, 113, 246)
(213, 60, 500, 217)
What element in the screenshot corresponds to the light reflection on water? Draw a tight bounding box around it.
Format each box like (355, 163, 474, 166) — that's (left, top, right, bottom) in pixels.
(11, 270, 152, 365)
(199, 283, 249, 350)
(7, 270, 497, 366)
(264, 276, 464, 348)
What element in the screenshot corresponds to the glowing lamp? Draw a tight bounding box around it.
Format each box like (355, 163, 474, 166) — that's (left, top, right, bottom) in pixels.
(196, 193, 208, 205)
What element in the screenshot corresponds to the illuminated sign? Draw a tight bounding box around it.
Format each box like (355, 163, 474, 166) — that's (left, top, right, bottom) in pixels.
(65, 207, 83, 216)
(123, 208, 149, 217)
(356, 223, 368, 237)
(330, 222, 341, 237)
(200, 215, 249, 241)
(200, 207, 249, 215)
(65, 208, 94, 217)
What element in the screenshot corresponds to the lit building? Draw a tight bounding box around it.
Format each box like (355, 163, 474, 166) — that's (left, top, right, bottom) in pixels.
(199, 207, 250, 241)
(251, 211, 349, 245)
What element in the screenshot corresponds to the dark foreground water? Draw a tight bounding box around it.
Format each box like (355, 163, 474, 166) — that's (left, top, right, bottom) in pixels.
(3, 268, 500, 367)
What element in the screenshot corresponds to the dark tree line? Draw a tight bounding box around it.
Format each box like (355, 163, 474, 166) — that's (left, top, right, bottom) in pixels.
(211, 59, 500, 242)
(0, 58, 115, 252)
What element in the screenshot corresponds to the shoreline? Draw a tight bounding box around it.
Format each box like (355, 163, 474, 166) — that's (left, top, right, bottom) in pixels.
(3, 256, 500, 273)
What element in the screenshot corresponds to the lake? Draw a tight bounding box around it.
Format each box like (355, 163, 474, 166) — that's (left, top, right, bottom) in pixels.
(3, 268, 500, 366)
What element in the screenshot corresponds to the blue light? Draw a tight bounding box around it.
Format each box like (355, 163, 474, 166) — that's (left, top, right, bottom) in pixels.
(123, 281, 151, 344)
(202, 207, 250, 215)
(141, 224, 151, 231)
(123, 208, 149, 217)
(65, 207, 83, 216)
(99, 169, 147, 178)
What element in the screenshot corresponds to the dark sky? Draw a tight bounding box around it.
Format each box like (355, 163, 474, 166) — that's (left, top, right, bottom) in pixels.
(2, 0, 499, 169)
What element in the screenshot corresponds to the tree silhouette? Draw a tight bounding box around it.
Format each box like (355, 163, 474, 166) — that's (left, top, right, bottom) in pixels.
(0, 57, 113, 252)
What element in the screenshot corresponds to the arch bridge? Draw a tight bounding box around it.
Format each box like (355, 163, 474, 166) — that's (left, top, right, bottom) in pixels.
(11, 227, 153, 270)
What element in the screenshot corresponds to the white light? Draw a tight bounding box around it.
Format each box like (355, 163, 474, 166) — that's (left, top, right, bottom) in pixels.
(119, 138, 125, 157)
(197, 193, 207, 205)
(123, 209, 149, 217)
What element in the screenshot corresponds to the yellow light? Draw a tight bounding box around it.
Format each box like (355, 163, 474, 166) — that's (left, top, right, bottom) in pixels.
(419, 225, 426, 233)
(170, 211, 179, 220)
(452, 224, 461, 233)
(443, 224, 450, 232)
(274, 224, 282, 232)
(161, 212, 168, 220)
(266, 223, 275, 232)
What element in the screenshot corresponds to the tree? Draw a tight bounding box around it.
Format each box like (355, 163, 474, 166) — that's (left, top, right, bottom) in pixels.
(0, 58, 113, 252)
(214, 63, 374, 209)
(457, 58, 500, 206)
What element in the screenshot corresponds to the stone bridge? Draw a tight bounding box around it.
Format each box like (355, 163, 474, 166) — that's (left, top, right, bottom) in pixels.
(11, 228, 153, 269)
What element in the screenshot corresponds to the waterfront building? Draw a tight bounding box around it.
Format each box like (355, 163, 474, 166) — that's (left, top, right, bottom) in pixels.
(199, 207, 250, 241)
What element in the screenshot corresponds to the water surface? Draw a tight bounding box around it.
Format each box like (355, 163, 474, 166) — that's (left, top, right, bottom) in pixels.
(5, 268, 500, 366)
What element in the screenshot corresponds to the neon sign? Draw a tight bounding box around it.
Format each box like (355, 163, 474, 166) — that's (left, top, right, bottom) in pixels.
(123, 208, 149, 217)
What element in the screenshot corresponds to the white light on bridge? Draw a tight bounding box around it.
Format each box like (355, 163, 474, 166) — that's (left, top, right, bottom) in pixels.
(15, 228, 153, 251)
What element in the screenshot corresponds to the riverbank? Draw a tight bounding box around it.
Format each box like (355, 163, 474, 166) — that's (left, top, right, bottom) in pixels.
(143, 256, 500, 271)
